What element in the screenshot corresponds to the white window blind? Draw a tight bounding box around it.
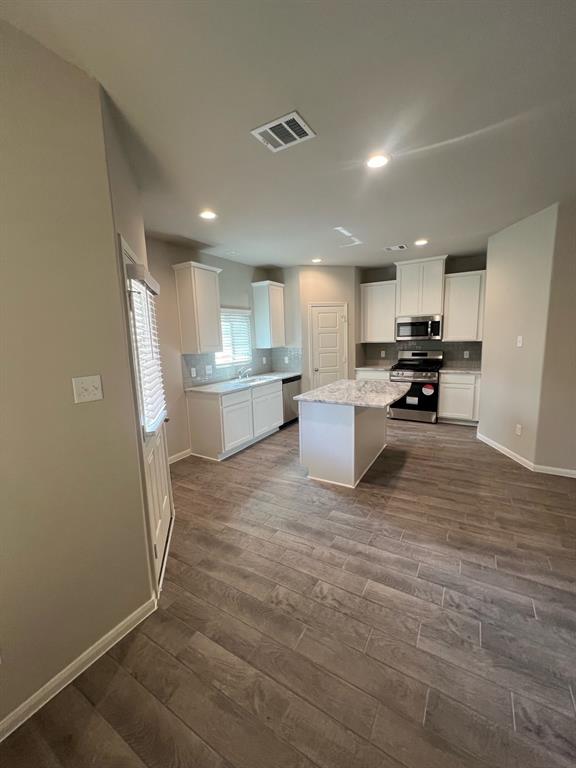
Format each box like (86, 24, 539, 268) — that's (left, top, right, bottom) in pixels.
(215, 309, 253, 366)
(129, 279, 167, 435)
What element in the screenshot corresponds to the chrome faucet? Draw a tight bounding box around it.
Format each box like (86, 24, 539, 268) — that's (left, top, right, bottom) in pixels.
(237, 366, 252, 379)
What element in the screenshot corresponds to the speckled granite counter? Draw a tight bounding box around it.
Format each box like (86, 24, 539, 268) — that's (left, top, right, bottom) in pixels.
(295, 379, 410, 409)
(297, 379, 410, 488)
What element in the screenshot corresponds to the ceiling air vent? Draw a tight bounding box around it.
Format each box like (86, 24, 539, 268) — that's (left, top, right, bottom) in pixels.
(384, 244, 408, 252)
(251, 111, 316, 153)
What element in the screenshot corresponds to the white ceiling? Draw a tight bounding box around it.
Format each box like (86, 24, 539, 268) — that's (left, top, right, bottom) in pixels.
(2, 0, 576, 267)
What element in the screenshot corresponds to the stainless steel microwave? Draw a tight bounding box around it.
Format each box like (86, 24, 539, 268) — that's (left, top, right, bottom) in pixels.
(395, 315, 442, 341)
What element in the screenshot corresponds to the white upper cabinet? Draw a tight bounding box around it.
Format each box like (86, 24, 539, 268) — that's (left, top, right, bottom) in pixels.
(252, 281, 285, 348)
(443, 271, 486, 341)
(173, 261, 223, 354)
(360, 281, 396, 342)
(395, 256, 446, 316)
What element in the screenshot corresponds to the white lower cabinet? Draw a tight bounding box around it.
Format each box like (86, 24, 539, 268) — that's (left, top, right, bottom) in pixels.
(187, 380, 283, 460)
(222, 397, 254, 451)
(355, 369, 390, 381)
(253, 383, 283, 437)
(438, 373, 481, 423)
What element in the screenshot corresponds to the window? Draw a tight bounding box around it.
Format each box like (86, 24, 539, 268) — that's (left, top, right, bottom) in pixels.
(215, 309, 253, 366)
(129, 278, 167, 435)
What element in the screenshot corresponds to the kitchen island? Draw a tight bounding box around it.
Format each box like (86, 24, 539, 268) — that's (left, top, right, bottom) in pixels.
(295, 379, 410, 488)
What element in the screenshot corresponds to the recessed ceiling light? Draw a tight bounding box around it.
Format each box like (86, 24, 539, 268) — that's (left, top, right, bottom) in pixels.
(414, 238, 428, 246)
(366, 154, 390, 169)
(312, 258, 323, 263)
(199, 209, 217, 220)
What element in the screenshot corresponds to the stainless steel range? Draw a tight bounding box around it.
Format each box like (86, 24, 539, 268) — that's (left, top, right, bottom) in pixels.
(389, 350, 443, 423)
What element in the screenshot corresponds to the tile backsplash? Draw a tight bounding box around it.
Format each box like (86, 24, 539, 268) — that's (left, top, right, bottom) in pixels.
(362, 340, 482, 366)
(182, 347, 302, 388)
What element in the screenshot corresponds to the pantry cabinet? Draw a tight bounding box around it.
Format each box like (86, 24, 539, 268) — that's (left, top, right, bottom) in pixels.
(395, 256, 446, 316)
(173, 261, 222, 354)
(252, 280, 285, 348)
(360, 281, 396, 342)
(443, 271, 486, 341)
(438, 372, 481, 423)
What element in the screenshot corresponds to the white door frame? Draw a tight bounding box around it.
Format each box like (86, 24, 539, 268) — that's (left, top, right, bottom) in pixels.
(307, 301, 349, 387)
(118, 235, 174, 598)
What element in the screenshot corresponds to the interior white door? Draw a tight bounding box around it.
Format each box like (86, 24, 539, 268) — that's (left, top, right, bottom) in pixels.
(142, 424, 172, 580)
(123, 237, 174, 587)
(310, 304, 348, 388)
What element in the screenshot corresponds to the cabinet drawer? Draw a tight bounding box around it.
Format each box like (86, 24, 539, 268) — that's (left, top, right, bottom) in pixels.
(440, 373, 476, 385)
(356, 370, 390, 381)
(252, 381, 282, 399)
(221, 389, 251, 408)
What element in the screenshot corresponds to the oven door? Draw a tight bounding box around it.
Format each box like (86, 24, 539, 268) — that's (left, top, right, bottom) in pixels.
(389, 380, 439, 423)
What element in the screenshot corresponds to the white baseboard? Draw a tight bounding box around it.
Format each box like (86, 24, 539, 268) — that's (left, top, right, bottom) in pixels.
(532, 463, 576, 478)
(169, 448, 192, 464)
(476, 432, 576, 478)
(0, 597, 156, 743)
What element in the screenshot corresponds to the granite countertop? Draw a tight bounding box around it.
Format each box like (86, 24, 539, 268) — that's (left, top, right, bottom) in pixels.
(355, 363, 481, 374)
(355, 363, 394, 371)
(185, 371, 301, 395)
(441, 364, 482, 374)
(295, 379, 410, 409)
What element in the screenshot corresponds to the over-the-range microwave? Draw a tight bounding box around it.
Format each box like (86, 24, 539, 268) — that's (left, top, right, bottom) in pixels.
(395, 315, 443, 341)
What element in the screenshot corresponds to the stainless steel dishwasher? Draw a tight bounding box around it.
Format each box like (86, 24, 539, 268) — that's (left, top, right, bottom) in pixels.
(281, 375, 301, 426)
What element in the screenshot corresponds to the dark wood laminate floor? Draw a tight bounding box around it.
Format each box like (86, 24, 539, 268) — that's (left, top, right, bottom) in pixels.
(2, 421, 576, 768)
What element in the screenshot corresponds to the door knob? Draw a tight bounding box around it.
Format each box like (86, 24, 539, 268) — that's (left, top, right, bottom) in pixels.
(314, 368, 319, 372)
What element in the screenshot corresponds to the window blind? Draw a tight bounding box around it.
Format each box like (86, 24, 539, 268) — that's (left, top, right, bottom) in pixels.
(215, 309, 253, 366)
(129, 279, 167, 435)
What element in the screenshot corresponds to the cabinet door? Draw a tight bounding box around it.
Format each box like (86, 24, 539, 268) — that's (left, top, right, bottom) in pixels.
(420, 259, 444, 315)
(253, 391, 283, 436)
(269, 284, 286, 347)
(438, 383, 475, 420)
(473, 376, 481, 421)
(361, 282, 396, 342)
(194, 267, 222, 352)
(356, 370, 390, 381)
(443, 273, 483, 341)
(222, 400, 253, 450)
(396, 263, 421, 316)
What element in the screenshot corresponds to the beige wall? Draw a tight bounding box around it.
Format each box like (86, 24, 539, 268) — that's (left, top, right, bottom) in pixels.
(479, 205, 558, 464)
(146, 238, 268, 458)
(0, 22, 152, 727)
(535, 198, 576, 471)
(100, 92, 148, 267)
(298, 266, 359, 391)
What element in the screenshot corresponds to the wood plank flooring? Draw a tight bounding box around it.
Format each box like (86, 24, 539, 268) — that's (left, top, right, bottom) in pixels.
(2, 421, 575, 768)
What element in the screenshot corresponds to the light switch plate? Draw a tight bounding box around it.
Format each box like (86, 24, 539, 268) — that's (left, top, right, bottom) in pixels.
(284, 356, 289, 364)
(72, 375, 103, 404)
(205, 364, 213, 376)
(516, 335, 523, 348)
(380, 350, 386, 358)
(515, 423, 522, 436)
(262, 356, 267, 365)
(190, 367, 197, 378)
(463, 350, 470, 359)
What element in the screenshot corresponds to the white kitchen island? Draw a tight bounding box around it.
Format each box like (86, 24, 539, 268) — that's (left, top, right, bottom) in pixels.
(295, 379, 410, 488)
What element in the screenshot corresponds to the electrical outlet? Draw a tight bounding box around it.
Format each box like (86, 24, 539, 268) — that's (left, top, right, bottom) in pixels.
(284, 356, 289, 364)
(515, 423, 522, 436)
(516, 335, 523, 348)
(190, 367, 196, 378)
(262, 356, 267, 365)
(72, 374, 103, 404)
(463, 350, 470, 359)
(380, 350, 386, 358)
(205, 364, 213, 376)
